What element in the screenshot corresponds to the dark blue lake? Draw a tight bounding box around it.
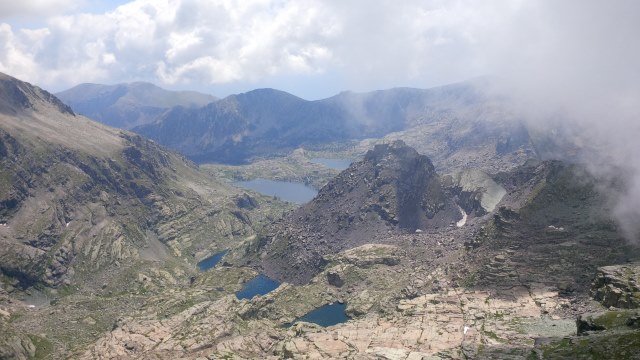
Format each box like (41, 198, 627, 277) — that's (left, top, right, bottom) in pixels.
(293, 303, 351, 327)
(236, 274, 281, 300)
(232, 178, 317, 204)
(310, 158, 352, 170)
(197, 250, 227, 271)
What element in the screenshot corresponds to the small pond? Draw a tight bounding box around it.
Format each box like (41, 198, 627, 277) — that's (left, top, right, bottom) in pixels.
(290, 302, 351, 327)
(197, 250, 228, 271)
(236, 274, 281, 300)
(310, 158, 352, 170)
(232, 178, 317, 204)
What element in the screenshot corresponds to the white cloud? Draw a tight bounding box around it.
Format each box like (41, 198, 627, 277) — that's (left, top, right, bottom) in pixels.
(0, 24, 41, 79)
(0, 0, 503, 92)
(0, 0, 637, 118)
(0, 0, 636, 99)
(0, 0, 345, 90)
(0, 0, 78, 19)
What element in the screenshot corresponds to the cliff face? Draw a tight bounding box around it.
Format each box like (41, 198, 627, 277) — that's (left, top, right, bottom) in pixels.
(591, 264, 640, 309)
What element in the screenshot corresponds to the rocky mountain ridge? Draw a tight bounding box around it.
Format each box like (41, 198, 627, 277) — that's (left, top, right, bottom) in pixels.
(57, 78, 598, 181)
(1, 73, 74, 116)
(257, 140, 467, 284)
(139, 82, 535, 166)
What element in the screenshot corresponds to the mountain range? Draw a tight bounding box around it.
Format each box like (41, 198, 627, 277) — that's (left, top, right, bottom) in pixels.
(1, 71, 639, 359)
(58, 80, 538, 167)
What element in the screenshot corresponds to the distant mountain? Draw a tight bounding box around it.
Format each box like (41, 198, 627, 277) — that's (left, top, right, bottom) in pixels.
(134, 82, 495, 164)
(56, 82, 216, 129)
(57, 79, 540, 169)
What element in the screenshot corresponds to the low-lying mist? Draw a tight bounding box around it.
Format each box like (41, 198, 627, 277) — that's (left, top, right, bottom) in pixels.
(478, 1, 640, 241)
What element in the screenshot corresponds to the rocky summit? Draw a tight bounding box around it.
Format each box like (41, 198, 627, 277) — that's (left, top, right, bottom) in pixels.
(257, 140, 462, 284)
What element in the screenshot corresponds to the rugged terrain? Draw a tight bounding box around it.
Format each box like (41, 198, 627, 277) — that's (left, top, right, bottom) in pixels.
(72, 140, 640, 359)
(0, 72, 285, 358)
(256, 141, 463, 284)
(2, 72, 639, 359)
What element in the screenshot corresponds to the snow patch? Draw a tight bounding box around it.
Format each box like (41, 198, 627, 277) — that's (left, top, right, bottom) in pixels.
(456, 206, 467, 227)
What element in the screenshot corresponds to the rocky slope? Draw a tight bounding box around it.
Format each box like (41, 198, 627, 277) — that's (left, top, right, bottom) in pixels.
(56, 82, 216, 129)
(534, 263, 640, 359)
(0, 72, 260, 289)
(70, 151, 640, 359)
(256, 140, 463, 284)
(0, 72, 288, 358)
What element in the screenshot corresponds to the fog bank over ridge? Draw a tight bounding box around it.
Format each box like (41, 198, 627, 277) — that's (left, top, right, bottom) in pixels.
(480, 1, 640, 240)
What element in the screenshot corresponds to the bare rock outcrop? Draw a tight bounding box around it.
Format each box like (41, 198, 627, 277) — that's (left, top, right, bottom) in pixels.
(591, 263, 640, 309)
(258, 141, 461, 284)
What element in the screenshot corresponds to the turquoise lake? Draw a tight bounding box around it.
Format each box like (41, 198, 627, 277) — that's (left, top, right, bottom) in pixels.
(291, 303, 351, 327)
(236, 274, 281, 300)
(197, 250, 227, 271)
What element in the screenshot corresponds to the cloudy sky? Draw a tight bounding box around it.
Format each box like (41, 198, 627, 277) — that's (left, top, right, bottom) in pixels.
(2, 0, 636, 100)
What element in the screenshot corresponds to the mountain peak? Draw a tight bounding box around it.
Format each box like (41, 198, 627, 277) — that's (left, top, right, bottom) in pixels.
(317, 139, 458, 231)
(233, 87, 305, 102)
(0, 72, 74, 116)
(259, 141, 462, 284)
(364, 139, 425, 165)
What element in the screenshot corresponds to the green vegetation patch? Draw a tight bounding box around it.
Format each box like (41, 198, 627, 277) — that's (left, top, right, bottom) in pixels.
(28, 334, 53, 360)
(540, 331, 640, 359)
